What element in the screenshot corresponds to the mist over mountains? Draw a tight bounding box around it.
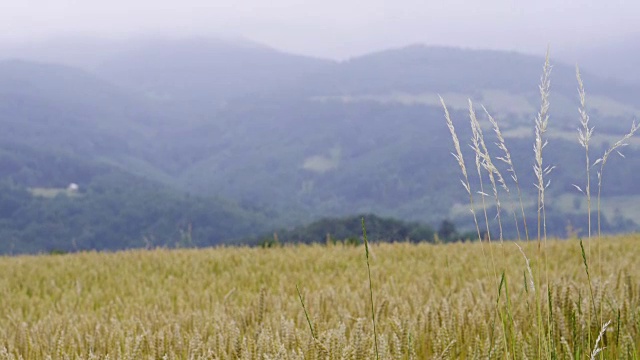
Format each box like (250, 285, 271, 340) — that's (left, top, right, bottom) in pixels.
(555, 33, 640, 86)
(0, 37, 639, 253)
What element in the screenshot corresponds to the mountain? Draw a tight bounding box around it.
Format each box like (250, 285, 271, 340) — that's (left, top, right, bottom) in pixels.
(297, 45, 640, 124)
(171, 45, 640, 231)
(92, 38, 334, 112)
(281, 45, 627, 94)
(0, 59, 272, 254)
(0, 59, 188, 180)
(1, 38, 640, 252)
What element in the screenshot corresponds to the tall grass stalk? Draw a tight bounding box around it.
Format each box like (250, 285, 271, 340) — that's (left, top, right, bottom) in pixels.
(497, 271, 516, 359)
(296, 284, 317, 340)
(485, 106, 529, 242)
(576, 66, 594, 244)
(469, 101, 507, 249)
(533, 51, 553, 249)
(444, 97, 502, 357)
(593, 120, 640, 334)
(532, 49, 553, 358)
(440, 96, 492, 280)
(468, 101, 498, 280)
(439, 50, 638, 359)
(515, 243, 535, 293)
(496, 271, 509, 359)
(594, 121, 640, 237)
(469, 103, 515, 354)
(579, 238, 596, 315)
(576, 65, 596, 352)
(361, 218, 380, 360)
(469, 101, 493, 243)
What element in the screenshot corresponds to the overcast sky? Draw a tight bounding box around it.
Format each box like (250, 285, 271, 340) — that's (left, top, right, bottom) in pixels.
(1, 0, 638, 59)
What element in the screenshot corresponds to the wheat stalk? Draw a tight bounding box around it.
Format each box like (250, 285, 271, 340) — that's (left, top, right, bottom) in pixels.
(590, 320, 611, 360)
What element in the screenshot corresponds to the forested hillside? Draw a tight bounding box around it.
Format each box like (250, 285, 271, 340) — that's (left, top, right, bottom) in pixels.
(0, 39, 639, 253)
(249, 214, 438, 246)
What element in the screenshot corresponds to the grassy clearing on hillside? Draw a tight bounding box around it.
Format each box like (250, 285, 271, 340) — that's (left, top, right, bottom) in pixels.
(0, 238, 639, 359)
(28, 187, 80, 198)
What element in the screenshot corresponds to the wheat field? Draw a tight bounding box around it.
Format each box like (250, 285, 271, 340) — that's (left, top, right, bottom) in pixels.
(0, 236, 638, 359)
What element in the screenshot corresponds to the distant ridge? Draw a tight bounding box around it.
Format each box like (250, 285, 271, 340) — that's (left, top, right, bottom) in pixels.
(0, 38, 639, 252)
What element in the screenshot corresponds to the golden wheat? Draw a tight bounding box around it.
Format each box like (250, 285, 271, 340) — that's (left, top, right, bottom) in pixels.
(0, 238, 638, 359)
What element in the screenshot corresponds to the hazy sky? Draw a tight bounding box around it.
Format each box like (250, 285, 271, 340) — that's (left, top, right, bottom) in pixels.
(1, 0, 638, 59)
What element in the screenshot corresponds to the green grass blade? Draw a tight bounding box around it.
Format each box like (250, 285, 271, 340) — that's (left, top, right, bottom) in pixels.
(362, 217, 380, 360)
